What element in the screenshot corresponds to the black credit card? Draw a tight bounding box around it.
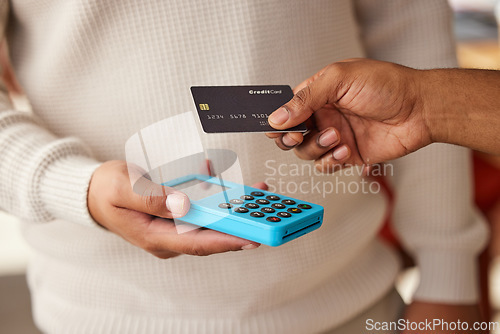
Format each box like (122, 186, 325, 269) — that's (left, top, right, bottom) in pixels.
(190, 85, 307, 133)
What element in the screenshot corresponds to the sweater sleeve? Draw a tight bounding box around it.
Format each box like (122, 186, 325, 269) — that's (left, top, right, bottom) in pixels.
(354, 0, 489, 304)
(0, 2, 101, 226)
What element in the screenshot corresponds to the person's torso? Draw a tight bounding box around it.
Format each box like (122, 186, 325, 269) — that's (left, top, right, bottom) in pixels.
(7, 1, 399, 332)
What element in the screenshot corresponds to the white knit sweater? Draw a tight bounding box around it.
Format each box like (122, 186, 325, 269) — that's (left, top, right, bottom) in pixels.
(0, 1, 488, 333)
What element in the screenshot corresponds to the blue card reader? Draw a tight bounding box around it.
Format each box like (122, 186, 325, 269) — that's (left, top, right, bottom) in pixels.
(163, 174, 324, 246)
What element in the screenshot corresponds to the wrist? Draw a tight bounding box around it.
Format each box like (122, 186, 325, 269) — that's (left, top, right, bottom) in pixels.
(418, 69, 472, 148)
(417, 69, 447, 146)
(39, 155, 101, 226)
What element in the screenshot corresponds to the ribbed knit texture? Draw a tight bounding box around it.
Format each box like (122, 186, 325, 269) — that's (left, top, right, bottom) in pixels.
(0, 1, 488, 333)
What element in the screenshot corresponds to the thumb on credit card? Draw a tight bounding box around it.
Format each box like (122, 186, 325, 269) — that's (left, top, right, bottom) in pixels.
(268, 64, 343, 130)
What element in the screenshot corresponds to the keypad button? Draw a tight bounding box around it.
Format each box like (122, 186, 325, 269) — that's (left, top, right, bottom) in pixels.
(240, 195, 254, 201)
(282, 199, 296, 205)
(251, 191, 265, 197)
(277, 212, 292, 218)
(271, 203, 286, 209)
(261, 207, 275, 214)
(287, 207, 302, 214)
(256, 199, 270, 205)
(250, 212, 265, 218)
(266, 216, 281, 223)
(245, 203, 260, 209)
(230, 199, 244, 204)
(234, 207, 249, 213)
(298, 204, 312, 210)
(218, 203, 233, 209)
(266, 195, 280, 201)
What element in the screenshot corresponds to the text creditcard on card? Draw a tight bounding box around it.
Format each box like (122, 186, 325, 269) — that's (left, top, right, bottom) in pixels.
(191, 85, 307, 133)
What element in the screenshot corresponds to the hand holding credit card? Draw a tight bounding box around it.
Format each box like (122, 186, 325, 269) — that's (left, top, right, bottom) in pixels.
(191, 85, 307, 133)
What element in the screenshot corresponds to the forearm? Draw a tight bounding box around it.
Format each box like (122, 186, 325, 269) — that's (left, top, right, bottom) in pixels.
(421, 68, 500, 154)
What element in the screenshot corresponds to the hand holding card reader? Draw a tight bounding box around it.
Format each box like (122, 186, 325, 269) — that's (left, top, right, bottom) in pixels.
(164, 174, 324, 246)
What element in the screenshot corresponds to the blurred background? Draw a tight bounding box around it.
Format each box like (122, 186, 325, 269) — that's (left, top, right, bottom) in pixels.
(1, 0, 500, 333)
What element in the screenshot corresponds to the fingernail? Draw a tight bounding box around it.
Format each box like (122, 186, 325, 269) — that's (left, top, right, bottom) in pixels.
(241, 243, 259, 250)
(268, 107, 289, 126)
(282, 134, 298, 148)
(317, 129, 339, 147)
(166, 193, 189, 217)
(333, 145, 349, 161)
